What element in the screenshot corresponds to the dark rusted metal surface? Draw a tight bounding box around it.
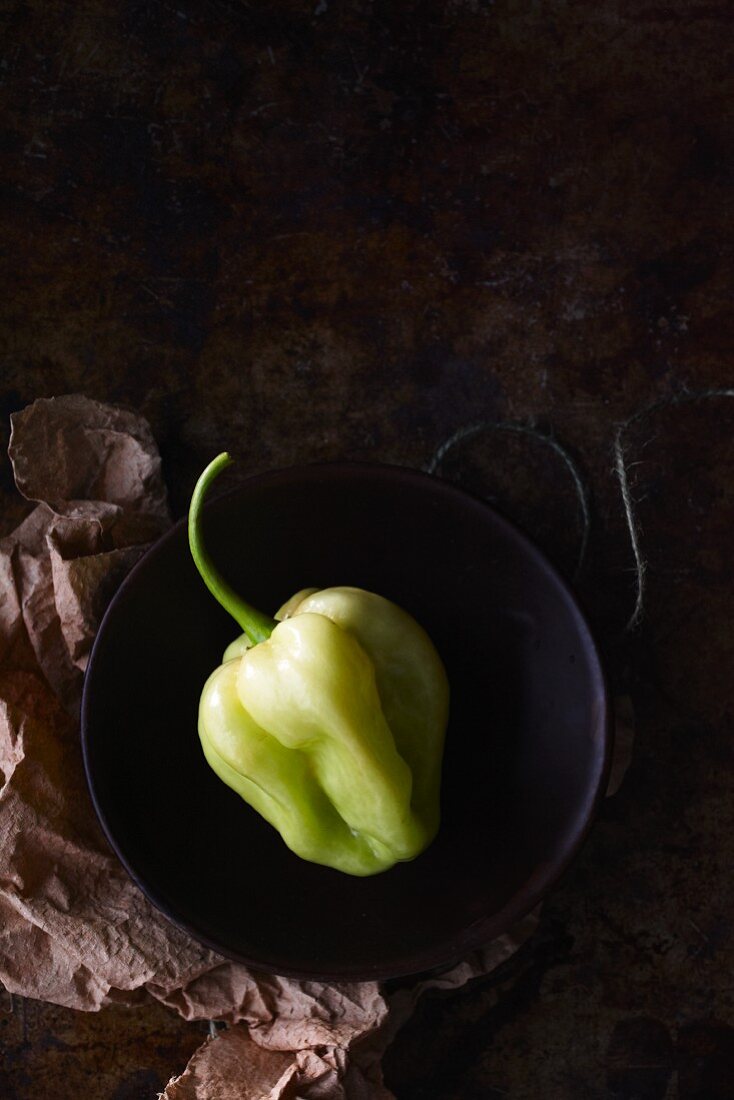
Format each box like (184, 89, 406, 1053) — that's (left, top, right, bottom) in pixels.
(2, 0, 733, 1096)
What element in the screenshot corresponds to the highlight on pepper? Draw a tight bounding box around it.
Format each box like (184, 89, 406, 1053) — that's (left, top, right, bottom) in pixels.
(189, 453, 450, 877)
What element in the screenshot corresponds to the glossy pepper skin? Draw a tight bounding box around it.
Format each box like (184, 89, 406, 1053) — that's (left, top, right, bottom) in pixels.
(189, 455, 449, 877)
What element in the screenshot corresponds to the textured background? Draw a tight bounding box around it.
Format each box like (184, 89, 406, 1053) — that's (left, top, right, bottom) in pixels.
(2, 0, 733, 1096)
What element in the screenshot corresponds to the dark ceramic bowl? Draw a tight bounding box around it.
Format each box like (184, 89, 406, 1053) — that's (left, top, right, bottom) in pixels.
(82, 463, 610, 981)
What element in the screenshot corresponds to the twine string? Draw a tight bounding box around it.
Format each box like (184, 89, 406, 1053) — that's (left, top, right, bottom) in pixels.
(613, 387, 734, 632)
(426, 419, 591, 581)
(427, 388, 734, 634)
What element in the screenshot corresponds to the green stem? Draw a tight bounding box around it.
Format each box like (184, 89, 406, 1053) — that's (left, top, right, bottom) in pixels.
(188, 452, 276, 644)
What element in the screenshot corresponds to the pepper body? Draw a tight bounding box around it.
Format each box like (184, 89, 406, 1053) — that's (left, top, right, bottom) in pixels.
(199, 586, 449, 876)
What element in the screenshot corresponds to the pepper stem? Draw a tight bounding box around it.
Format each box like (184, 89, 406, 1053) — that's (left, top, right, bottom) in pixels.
(188, 452, 276, 644)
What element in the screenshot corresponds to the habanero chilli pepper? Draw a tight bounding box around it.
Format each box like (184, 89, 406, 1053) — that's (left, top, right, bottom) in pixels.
(188, 454, 450, 877)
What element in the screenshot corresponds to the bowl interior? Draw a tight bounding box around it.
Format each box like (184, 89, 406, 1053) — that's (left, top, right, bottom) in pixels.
(82, 463, 608, 981)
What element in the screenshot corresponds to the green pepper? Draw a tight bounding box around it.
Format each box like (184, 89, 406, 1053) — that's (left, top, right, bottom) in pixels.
(189, 454, 449, 876)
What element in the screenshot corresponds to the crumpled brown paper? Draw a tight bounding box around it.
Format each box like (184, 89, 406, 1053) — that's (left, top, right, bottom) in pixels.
(4, 395, 171, 715)
(161, 912, 540, 1100)
(0, 396, 631, 1099)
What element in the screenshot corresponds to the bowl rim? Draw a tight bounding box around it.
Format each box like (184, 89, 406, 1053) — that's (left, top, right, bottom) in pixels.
(81, 459, 612, 981)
